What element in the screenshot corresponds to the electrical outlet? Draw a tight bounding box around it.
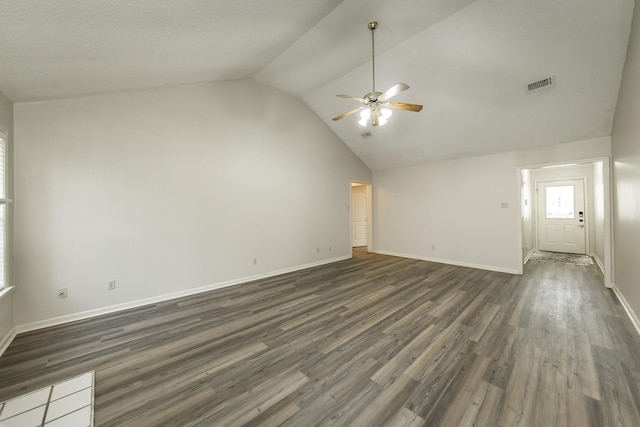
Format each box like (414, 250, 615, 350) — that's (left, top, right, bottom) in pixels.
(329, 246, 332, 252)
(253, 258, 257, 265)
(316, 248, 320, 253)
(108, 280, 116, 290)
(57, 288, 68, 299)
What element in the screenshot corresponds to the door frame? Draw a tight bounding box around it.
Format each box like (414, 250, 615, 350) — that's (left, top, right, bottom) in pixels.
(350, 181, 373, 253)
(534, 177, 588, 255)
(516, 157, 613, 288)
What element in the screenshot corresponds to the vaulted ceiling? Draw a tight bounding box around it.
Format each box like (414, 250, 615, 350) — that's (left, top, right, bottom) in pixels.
(0, 0, 634, 170)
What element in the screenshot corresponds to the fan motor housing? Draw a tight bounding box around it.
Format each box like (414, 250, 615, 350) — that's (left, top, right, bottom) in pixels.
(364, 91, 382, 105)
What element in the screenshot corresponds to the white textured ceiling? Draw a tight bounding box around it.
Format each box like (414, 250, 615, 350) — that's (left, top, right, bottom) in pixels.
(0, 0, 343, 101)
(0, 0, 634, 170)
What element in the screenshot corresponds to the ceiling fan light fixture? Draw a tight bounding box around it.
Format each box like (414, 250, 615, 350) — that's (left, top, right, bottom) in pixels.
(358, 109, 371, 126)
(331, 21, 423, 126)
(358, 107, 391, 126)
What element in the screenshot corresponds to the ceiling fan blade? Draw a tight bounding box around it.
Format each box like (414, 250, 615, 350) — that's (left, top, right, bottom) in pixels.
(371, 109, 380, 126)
(332, 107, 364, 121)
(379, 83, 409, 102)
(387, 101, 423, 112)
(337, 94, 366, 103)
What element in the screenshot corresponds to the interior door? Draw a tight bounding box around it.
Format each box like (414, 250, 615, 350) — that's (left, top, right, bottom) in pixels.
(351, 185, 367, 247)
(537, 179, 586, 254)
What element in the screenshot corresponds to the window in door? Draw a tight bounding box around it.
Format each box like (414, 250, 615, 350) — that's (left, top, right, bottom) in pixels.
(545, 185, 574, 219)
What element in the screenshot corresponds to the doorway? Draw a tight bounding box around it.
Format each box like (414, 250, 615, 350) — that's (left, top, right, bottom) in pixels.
(351, 182, 372, 252)
(519, 159, 613, 287)
(536, 179, 586, 254)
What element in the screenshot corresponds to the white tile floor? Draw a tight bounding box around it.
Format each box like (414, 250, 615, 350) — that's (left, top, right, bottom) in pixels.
(0, 371, 94, 427)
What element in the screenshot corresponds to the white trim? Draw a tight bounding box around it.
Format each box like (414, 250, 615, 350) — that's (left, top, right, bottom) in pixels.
(603, 158, 614, 288)
(593, 253, 606, 277)
(0, 327, 16, 358)
(14, 255, 351, 334)
(0, 131, 7, 292)
(372, 250, 519, 274)
(516, 167, 524, 274)
(0, 285, 12, 358)
(523, 248, 536, 264)
(0, 285, 13, 301)
(612, 285, 640, 338)
(518, 156, 613, 172)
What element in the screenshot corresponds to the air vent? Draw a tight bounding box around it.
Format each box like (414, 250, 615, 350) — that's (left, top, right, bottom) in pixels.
(527, 75, 555, 93)
(361, 131, 373, 138)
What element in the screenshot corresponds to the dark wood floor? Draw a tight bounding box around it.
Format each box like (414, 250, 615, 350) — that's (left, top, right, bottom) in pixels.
(1, 249, 640, 426)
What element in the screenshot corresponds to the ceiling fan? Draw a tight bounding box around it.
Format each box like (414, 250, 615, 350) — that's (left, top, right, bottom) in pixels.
(332, 21, 423, 127)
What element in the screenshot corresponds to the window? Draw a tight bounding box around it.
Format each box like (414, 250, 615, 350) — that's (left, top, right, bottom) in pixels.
(545, 185, 574, 219)
(0, 130, 7, 289)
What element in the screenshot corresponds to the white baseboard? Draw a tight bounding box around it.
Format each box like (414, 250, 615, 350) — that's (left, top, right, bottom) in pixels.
(523, 248, 536, 264)
(612, 285, 640, 338)
(14, 255, 351, 335)
(593, 253, 605, 275)
(0, 327, 16, 358)
(372, 250, 519, 275)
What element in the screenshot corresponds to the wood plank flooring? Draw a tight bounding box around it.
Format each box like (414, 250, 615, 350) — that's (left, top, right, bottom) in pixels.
(1, 249, 640, 426)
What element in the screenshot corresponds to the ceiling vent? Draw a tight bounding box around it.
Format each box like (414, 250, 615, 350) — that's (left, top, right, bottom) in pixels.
(361, 131, 373, 138)
(526, 75, 555, 93)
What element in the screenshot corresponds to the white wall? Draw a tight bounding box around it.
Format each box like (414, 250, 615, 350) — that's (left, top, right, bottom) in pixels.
(373, 137, 611, 274)
(13, 80, 371, 327)
(0, 89, 14, 349)
(611, 0, 640, 324)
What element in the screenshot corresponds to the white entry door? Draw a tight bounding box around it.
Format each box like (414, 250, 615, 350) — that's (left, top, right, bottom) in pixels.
(537, 179, 586, 254)
(352, 185, 367, 247)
